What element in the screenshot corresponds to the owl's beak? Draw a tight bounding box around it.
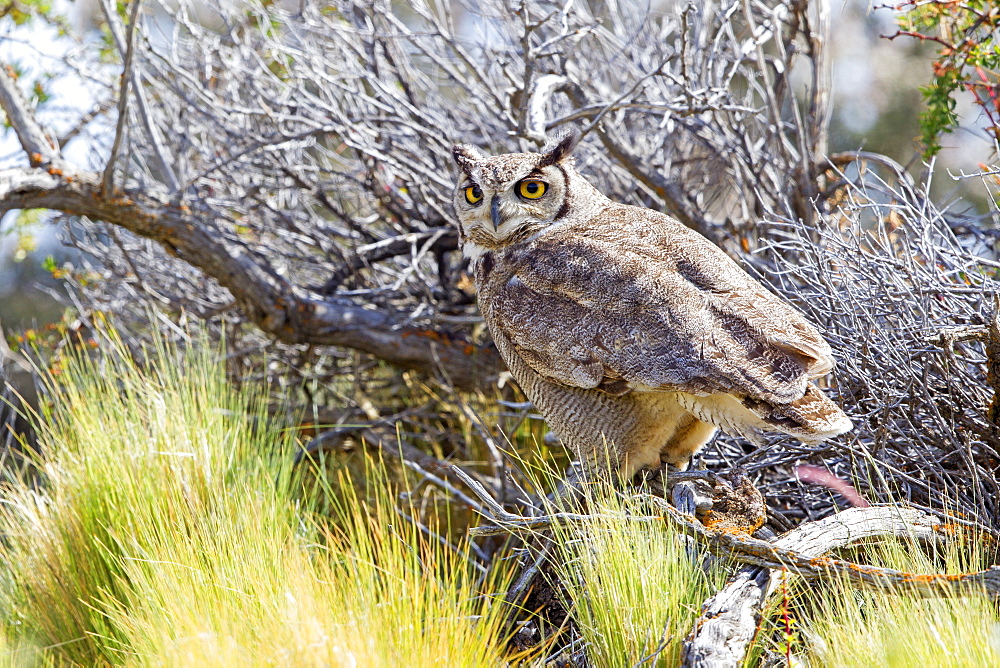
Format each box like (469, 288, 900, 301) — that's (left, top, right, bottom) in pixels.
(490, 195, 502, 230)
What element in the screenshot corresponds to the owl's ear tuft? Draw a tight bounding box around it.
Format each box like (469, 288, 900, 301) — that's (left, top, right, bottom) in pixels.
(452, 144, 487, 174)
(539, 130, 581, 167)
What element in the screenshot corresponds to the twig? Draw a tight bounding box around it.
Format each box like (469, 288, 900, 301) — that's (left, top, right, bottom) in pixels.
(102, 0, 143, 196)
(403, 459, 487, 517)
(0, 64, 59, 165)
(98, 0, 180, 193)
(524, 74, 567, 143)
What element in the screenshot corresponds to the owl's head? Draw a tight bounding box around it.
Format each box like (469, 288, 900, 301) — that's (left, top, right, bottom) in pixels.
(451, 132, 602, 260)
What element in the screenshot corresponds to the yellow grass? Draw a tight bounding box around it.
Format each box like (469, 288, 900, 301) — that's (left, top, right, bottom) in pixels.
(792, 529, 1000, 667)
(0, 328, 511, 666)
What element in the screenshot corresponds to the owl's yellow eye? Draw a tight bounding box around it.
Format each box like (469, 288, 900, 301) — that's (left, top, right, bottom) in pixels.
(464, 185, 483, 205)
(518, 179, 547, 199)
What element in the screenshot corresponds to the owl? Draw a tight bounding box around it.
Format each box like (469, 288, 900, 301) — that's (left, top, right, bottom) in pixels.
(451, 133, 852, 479)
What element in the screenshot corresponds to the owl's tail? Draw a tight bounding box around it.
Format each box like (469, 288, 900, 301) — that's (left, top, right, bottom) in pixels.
(676, 385, 853, 446)
(742, 384, 854, 444)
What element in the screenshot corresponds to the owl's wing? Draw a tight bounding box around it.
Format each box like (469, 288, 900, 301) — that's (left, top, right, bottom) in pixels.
(487, 211, 834, 404)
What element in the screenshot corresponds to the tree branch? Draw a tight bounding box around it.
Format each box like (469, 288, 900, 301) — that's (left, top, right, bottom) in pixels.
(97, 0, 180, 193)
(681, 505, 955, 666)
(101, 0, 144, 196)
(0, 166, 502, 389)
(0, 66, 59, 166)
(643, 496, 1000, 599)
(0, 49, 500, 389)
(315, 228, 459, 294)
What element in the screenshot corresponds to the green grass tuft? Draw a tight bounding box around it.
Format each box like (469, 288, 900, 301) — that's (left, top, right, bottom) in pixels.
(0, 328, 511, 666)
(550, 483, 729, 667)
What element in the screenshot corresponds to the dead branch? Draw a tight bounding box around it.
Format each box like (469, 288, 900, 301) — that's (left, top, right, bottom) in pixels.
(0, 66, 58, 165)
(460, 473, 997, 601)
(0, 163, 500, 389)
(648, 495, 1000, 598)
(681, 505, 959, 667)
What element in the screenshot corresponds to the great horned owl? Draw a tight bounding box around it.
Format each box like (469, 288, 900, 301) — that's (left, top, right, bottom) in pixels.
(451, 133, 852, 478)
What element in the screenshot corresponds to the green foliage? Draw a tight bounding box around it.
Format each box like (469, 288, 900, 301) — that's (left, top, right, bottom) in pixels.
(0, 1, 70, 138)
(918, 66, 962, 156)
(1, 209, 45, 263)
(30, 76, 51, 105)
(0, 0, 52, 26)
(896, 1, 1000, 157)
(0, 0, 66, 32)
(0, 326, 512, 665)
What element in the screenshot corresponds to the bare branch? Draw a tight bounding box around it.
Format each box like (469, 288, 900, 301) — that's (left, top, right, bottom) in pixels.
(102, 0, 144, 196)
(98, 0, 180, 193)
(0, 65, 59, 165)
(683, 505, 955, 666)
(0, 166, 501, 388)
(645, 494, 1000, 598)
(524, 74, 567, 143)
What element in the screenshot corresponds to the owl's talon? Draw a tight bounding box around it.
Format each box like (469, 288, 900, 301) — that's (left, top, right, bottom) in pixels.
(666, 469, 724, 485)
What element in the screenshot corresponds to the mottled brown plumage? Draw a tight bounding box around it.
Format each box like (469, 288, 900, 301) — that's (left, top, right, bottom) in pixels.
(452, 134, 852, 477)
